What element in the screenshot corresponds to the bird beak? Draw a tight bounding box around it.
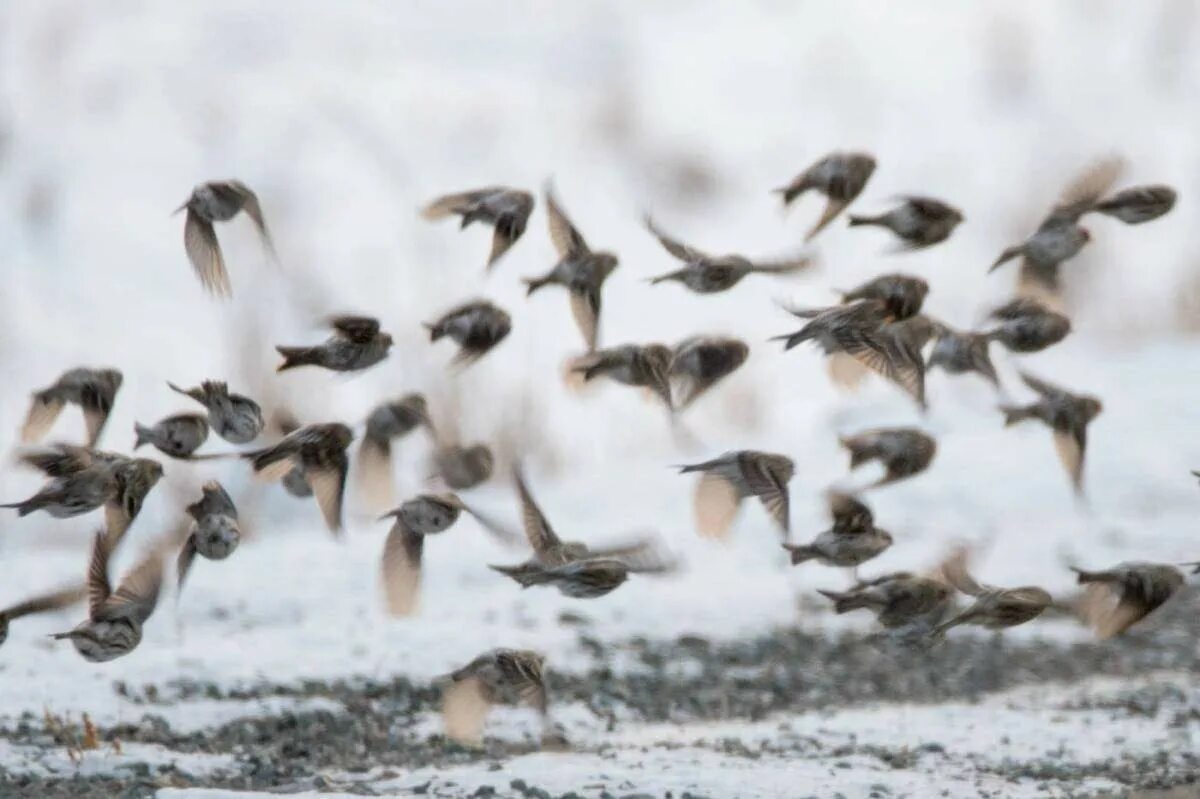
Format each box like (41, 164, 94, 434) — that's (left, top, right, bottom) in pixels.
(172, 200, 189, 216)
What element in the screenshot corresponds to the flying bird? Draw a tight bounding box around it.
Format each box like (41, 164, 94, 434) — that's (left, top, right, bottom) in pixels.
(847, 196, 963, 250)
(838, 273, 929, 321)
(276, 316, 393, 373)
(678, 450, 794, 539)
(0, 583, 86, 648)
(569, 343, 674, 411)
(775, 151, 877, 240)
(523, 185, 619, 352)
(442, 648, 552, 745)
(931, 548, 1054, 637)
(168, 380, 264, 444)
(176, 482, 241, 596)
(421, 186, 535, 269)
(1000, 371, 1102, 495)
(21, 367, 123, 448)
(1071, 561, 1187, 639)
(243, 423, 353, 535)
(783, 492, 893, 574)
(133, 413, 211, 460)
(176, 179, 275, 298)
(643, 215, 811, 293)
(818, 572, 952, 630)
(839, 427, 937, 488)
(926, 323, 1001, 388)
(1091, 184, 1177, 225)
(356, 394, 432, 512)
(668, 336, 749, 411)
(424, 300, 512, 367)
(984, 298, 1071, 354)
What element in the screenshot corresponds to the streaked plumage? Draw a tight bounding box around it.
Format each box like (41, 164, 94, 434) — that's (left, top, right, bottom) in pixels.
(933, 548, 1053, 636)
(775, 152, 877, 241)
(1071, 561, 1186, 639)
(523, 185, 618, 352)
(783, 492, 893, 568)
(443, 648, 548, 744)
(848, 196, 963, 250)
(927, 324, 1000, 388)
(276, 315, 393, 373)
(177, 481, 241, 596)
(985, 298, 1071, 353)
(176, 179, 274, 298)
(668, 336, 749, 411)
(425, 301, 512, 367)
(569, 344, 673, 410)
(819, 572, 952, 629)
(678, 450, 794, 539)
(1000, 371, 1102, 495)
(169, 380, 264, 444)
(357, 394, 432, 511)
(133, 413, 210, 459)
(839, 427, 937, 488)
(1091, 185, 1176, 225)
(21, 367, 123, 448)
(838, 273, 929, 321)
(243, 423, 353, 535)
(421, 186, 534, 269)
(644, 215, 811, 293)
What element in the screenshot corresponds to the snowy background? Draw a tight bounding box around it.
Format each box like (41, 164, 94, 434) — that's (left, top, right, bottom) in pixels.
(1, 1, 1198, 797)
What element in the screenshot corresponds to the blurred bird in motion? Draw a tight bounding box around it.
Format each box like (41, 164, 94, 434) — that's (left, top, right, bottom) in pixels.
(644, 215, 811, 293)
(168, 380, 265, 444)
(177, 481, 241, 596)
(1071, 561, 1186, 639)
(819, 571, 952, 630)
(242, 423, 353, 535)
(839, 427, 937, 488)
(442, 648, 556, 746)
(926, 322, 1001, 389)
(133, 413, 210, 460)
(524, 184, 618, 352)
(775, 151, 876, 240)
(276, 315, 393, 373)
(176, 179, 275, 298)
(424, 300, 512, 368)
(1091, 184, 1177, 225)
(783, 492, 893, 575)
(356, 394, 433, 511)
(421, 186, 534, 270)
(932, 548, 1054, 637)
(569, 343, 674, 411)
(21, 367, 123, 448)
(984, 298, 1071, 354)
(668, 336, 749, 411)
(848, 196, 963, 250)
(678, 450, 794, 539)
(1000, 371, 1102, 496)
(0, 583, 85, 648)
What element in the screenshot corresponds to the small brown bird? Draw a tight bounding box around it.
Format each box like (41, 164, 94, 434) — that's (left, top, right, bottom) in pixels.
(678, 450, 794, 539)
(669, 336, 749, 411)
(433, 443, 494, 491)
(168, 380, 264, 444)
(848, 196, 963, 250)
(990, 156, 1125, 291)
(106, 456, 166, 543)
(0, 583, 86, 648)
(52, 531, 165, 662)
(421, 186, 535, 269)
(818, 572, 952, 629)
(524, 185, 619, 351)
(276, 316, 393, 373)
(1071, 561, 1186, 639)
(489, 467, 672, 598)
(839, 427, 937, 488)
(379, 493, 517, 616)
(775, 300, 927, 409)
(22, 367, 123, 447)
(3, 448, 119, 520)
(644, 215, 811, 294)
(932, 548, 1054, 637)
(1001, 371, 1102, 495)
(775, 152, 877, 241)
(177, 481, 241, 595)
(783, 492, 893, 573)
(442, 648, 550, 745)
(424, 301, 513, 367)
(243, 423, 353, 535)
(926, 324, 1000, 388)
(569, 344, 674, 411)
(984, 298, 1071, 354)
(357, 394, 432, 511)
(133, 413, 210, 460)
(176, 179, 274, 298)
(1091, 185, 1177, 225)
(838, 274, 930, 322)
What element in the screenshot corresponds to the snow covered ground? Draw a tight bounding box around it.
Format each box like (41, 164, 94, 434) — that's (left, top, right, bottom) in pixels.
(1, 1, 1199, 797)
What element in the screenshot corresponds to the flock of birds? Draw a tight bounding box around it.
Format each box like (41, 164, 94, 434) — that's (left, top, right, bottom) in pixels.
(0, 151, 1194, 745)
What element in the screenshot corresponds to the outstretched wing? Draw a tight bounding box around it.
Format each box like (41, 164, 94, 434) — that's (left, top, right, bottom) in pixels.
(544, 185, 589, 258)
(644, 215, 708, 263)
(513, 467, 562, 557)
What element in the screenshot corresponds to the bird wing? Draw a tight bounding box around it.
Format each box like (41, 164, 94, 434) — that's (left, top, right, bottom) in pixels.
(462, 504, 524, 548)
(380, 518, 424, 617)
(355, 436, 395, 514)
(936, 546, 990, 598)
(745, 254, 813, 275)
(693, 472, 742, 539)
(188, 481, 237, 521)
(308, 455, 349, 536)
(842, 327, 926, 408)
(420, 188, 493, 220)
(569, 287, 602, 352)
(513, 467, 562, 556)
(488, 223, 521, 268)
(544, 185, 589, 258)
(442, 676, 491, 744)
(0, 583, 85, 621)
(828, 491, 873, 533)
(176, 535, 199, 595)
(233, 183, 277, 259)
(85, 532, 113, 619)
(1045, 155, 1125, 225)
(20, 396, 65, 445)
(329, 315, 381, 343)
(1017, 370, 1067, 400)
(183, 208, 231, 297)
(643, 215, 709, 263)
(744, 460, 791, 536)
(806, 197, 851, 242)
(1053, 425, 1087, 494)
(100, 547, 164, 625)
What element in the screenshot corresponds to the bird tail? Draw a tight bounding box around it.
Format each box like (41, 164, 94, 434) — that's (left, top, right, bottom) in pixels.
(1000, 405, 1033, 427)
(846, 214, 881, 228)
(817, 588, 870, 614)
(989, 244, 1025, 273)
(523, 275, 552, 296)
(488, 563, 549, 587)
(133, 424, 153, 450)
(275, 346, 318, 372)
(782, 543, 818, 565)
(1, 500, 37, 517)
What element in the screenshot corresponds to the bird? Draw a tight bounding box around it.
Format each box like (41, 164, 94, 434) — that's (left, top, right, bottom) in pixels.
(569, 344, 674, 411)
(668, 336, 749, 411)
(266, 410, 313, 498)
(837, 273, 930, 321)
(378, 493, 518, 616)
(984, 298, 1071, 354)
(643, 215, 811, 293)
(782, 492, 893, 574)
(926, 323, 1001, 388)
(774, 151, 877, 241)
(0, 583, 86, 648)
(990, 156, 1125, 292)
(424, 300, 512, 367)
(677, 450, 794, 539)
(818, 572, 952, 630)
(133, 413, 211, 460)
(489, 467, 673, 598)
(21, 367, 123, 448)
(1000, 371, 1102, 495)
(242, 423, 353, 535)
(1071, 562, 1187, 639)
(175, 179, 274, 298)
(433, 443, 494, 491)
(775, 300, 927, 409)
(106, 456, 166, 544)
(838, 427, 937, 488)
(1091, 184, 1177, 225)
(356, 394, 433, 511)
(168, 380, 265, 444)
(276, 315, 393, 373)
(51, 530, 165, 662)
(442, 648, 550, 745)
(523, 185, 619, 352)
(176, 481, 241, 596)
(421, 186, 535, 269)
(847, 196, 963, 250)
(932, 548, 1054, 637)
